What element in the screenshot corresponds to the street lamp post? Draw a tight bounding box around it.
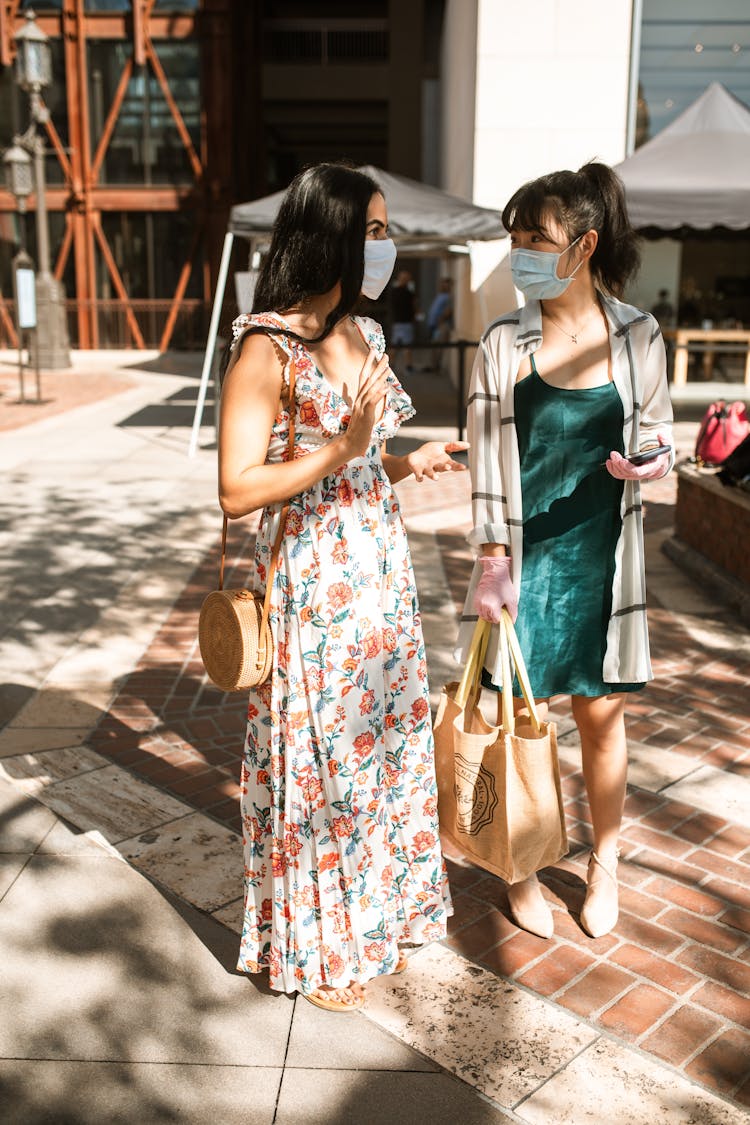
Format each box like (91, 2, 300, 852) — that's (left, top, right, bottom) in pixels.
(9, 9, 71, 369)
(3, 141, 39, 400)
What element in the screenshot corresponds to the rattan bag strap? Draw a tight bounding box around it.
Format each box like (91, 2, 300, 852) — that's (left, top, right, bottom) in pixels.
(217, 350, 297, 634)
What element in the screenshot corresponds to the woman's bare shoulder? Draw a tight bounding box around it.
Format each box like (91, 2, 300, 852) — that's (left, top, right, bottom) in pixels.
(224, 329, 285, 397)
(232, 328, 279, 363)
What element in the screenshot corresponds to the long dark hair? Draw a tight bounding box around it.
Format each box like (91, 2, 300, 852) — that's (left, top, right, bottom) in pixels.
(502, 162, 640, 296)
(252, 161, 381, 343)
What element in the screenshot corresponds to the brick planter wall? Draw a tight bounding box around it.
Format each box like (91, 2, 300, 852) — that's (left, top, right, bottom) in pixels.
(674, 464, 750, 587)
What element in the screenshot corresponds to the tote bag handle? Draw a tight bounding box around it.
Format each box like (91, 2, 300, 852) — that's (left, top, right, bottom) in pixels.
(501, 608, 542, 733)
(457, 613, 541, 734)
(455, 618, 490, 710)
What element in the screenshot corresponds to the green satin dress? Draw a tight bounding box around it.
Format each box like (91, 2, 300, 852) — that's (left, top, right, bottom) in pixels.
(485, 354, 644, 699)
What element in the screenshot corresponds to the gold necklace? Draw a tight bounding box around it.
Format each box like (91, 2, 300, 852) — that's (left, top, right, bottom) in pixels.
(543, 304, 599, 345)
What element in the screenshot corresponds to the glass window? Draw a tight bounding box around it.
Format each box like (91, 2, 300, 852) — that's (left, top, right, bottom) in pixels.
(23, 2, 201, 12)
(638, 0, 750, 144)
(0, 64, 20, 149)
(87, 38, 200, 184)
(20, 209, 70, 285)
(0, 37, 68, 186)
(100, 211, 201, 300)
(43, 37, 68, 186)
(97, 211, 204, 347)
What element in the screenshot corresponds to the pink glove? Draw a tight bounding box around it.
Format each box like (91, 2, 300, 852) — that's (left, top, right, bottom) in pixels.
(474, 556, 518, 624)
(606, 434, 670, 481)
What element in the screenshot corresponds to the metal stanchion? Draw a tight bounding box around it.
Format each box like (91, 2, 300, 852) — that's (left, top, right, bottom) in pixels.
(456, 339, 468, 442)
(388, 338, 478, 440)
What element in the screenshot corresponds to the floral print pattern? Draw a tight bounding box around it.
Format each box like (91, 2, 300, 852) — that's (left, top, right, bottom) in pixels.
(231, 312, 451, 995)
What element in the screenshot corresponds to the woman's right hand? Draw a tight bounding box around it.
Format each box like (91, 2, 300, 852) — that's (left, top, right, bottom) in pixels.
(474, 555, 518, 623)
(341, 349, 390, 459)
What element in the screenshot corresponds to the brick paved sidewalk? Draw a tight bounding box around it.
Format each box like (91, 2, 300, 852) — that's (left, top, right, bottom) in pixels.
(0, 364, 136, 432)
(80, 463, 750, 1113)
(2, 358, 748, 1120)
(0, 347, 197, 432)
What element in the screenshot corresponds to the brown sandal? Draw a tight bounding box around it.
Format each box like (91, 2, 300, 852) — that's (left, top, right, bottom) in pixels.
(303, 983, 366, 1012)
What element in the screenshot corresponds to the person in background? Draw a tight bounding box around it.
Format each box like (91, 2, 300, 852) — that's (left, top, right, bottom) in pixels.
(651, 288, 676, 375)
(427, 277, 455, 371)
(678, 277, 702, 327)
(219, 163, 464, 1012)
(458, 162, 673, 942)
(390, 268, 418, 374)
(651, 288, 675, 327)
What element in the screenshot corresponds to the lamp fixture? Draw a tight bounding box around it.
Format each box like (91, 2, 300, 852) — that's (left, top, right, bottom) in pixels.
(3, 142, 33, 205)
(14, 10, 52, 93)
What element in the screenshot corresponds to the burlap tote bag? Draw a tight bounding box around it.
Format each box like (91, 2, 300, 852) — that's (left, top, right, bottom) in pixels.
(435, 613, 568, 884)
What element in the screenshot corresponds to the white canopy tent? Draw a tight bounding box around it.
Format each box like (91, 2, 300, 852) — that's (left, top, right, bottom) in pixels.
(227, 165, 507, 245)
(188, 166, 505, 455)
(615, 83, 750, 231)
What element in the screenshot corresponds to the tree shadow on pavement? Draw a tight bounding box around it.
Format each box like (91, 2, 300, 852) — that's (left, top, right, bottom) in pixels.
(0, 789, 289, 1125)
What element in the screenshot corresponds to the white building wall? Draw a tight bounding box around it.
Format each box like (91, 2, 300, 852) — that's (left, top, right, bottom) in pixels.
(473, 0, 634, 211)
(442, 0, 636, 336)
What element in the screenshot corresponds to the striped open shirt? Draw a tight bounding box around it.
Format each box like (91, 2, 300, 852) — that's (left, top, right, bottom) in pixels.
(456, 292, 674, 687)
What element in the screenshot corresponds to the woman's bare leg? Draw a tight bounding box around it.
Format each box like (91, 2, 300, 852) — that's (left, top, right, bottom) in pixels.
(572, 692, 628, 936)
(572, 693, 627, 859)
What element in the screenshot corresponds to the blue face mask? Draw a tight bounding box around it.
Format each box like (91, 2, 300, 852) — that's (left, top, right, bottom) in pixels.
(510, 235, 584, 300)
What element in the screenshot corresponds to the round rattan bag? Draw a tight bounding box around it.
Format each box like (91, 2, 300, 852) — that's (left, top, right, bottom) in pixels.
(199, 588, 273, 692)
(200, 345, 295, 693)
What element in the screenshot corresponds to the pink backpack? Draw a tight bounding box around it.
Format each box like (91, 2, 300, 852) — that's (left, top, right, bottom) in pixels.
(694, 400, 750, 466)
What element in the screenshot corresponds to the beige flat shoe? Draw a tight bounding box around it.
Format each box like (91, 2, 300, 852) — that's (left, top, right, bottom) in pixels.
(580, 850, 620, 939)
(507, 873, 554, 940)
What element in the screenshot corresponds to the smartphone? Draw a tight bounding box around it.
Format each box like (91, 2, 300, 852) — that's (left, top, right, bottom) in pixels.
(627, 445, 672, 466)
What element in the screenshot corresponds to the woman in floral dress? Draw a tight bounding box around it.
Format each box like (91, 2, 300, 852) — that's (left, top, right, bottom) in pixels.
(219, 163, 461, 1010)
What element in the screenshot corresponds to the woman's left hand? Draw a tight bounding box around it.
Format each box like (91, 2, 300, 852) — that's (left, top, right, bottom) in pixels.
(406, 441, 469, 482)
(606, 434, 671, 481)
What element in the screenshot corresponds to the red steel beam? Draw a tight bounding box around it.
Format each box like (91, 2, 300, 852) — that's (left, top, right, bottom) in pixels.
(92, 214, 146, 349)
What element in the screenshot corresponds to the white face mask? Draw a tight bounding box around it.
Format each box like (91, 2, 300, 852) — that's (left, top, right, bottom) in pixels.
(362, 238, 397, 299)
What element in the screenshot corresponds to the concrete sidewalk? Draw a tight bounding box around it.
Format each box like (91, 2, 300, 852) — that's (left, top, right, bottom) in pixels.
(0, 776, 506, 1124)
(1, 353, 748, 1123)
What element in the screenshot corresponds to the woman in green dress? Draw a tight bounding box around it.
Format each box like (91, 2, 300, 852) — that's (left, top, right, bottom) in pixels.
(459, 163, 673, 940)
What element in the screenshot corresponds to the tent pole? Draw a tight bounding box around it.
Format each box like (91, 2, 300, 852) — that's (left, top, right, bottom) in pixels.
(188, 231, 234, 458)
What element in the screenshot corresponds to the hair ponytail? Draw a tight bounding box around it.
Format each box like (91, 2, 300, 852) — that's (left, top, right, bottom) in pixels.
(502, 160, 641, 297)
(576, 162, 640, 296)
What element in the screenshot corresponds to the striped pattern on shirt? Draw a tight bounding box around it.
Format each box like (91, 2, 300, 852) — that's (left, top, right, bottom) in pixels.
(456, 293, 674, 687)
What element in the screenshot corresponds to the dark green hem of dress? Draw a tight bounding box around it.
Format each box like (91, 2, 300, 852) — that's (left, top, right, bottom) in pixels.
(480, 665, 645, 698)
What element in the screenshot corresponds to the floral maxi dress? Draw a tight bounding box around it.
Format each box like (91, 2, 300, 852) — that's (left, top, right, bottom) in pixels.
(230, 312, 451, 995)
